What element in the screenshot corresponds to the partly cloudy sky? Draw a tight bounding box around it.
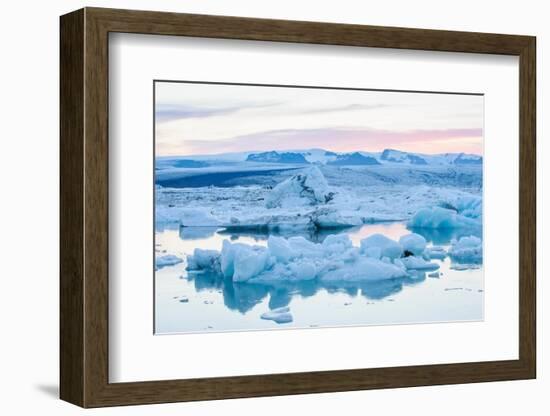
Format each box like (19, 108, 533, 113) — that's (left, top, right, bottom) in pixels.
(155, 81, 483, 157)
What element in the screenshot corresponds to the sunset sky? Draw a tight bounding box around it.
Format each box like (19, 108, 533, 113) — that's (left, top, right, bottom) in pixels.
(155, 81, 483, 157)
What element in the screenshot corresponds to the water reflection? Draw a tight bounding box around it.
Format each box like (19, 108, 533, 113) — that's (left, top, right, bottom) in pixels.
(216, 226, 353, 244)
(176, 221, 482, 247)
(188, 269, 427, 314)
(156, 220, 484, 333)
(179, 226, 220, 240)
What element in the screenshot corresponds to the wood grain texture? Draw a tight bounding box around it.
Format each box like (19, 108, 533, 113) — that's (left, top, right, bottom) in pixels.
(59, 7, 537, 408)
(59, 8, 84, 407)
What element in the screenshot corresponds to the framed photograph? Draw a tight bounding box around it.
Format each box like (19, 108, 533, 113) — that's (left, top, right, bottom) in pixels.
(60, 7, 536, 408)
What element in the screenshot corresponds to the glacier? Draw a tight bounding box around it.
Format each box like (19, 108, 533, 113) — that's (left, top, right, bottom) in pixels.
(157, 164, 482, 236)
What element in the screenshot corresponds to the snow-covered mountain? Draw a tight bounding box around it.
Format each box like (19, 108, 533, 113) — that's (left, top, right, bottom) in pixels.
(243, 148, 481, 166)
(380, 149, 428, 165)
(327, 152, 380, 166)
(156, 148, 482, 169)
(245, 151, 309, 164)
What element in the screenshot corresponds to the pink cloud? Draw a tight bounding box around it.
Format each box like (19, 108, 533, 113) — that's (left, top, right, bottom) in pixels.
(157, 127, 483, 156)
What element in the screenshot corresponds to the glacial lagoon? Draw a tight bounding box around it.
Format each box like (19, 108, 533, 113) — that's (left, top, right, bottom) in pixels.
(154, 221, 483, 334)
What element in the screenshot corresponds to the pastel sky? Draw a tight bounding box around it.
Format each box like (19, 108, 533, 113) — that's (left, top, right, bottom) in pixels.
(155, 82, 483, 157)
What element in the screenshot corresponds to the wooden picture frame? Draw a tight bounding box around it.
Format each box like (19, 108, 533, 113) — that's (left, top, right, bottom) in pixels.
(60, 7, 536, 408)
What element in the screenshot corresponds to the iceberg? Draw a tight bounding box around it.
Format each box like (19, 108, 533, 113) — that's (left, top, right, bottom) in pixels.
(452, 195, 482, 219)
(267, 235, 296, 263)
(155, 254, 183, 270)
(399, 233, 427, 256)
(187, 233, 439, 283)
(186, 249, 220, 271)
(265, 166, 333, 209)
(408, 206, 480, 229)
(360, 233, 403, 259)
(423, 246, 447, 260)
(219, 241, 272, 282)
(318, 257, 408, 282)
(260, 306, 293, 324)
(408, 195, 482, 230)
(312, 208, 363, 228)
(449, 235, 483, 263)
(400, 256, 440, 271)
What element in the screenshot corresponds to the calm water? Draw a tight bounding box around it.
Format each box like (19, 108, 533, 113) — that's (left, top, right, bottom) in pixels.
(154, 222, 483, 334)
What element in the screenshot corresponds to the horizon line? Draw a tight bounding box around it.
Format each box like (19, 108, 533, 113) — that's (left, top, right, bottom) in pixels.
(155, 147, 483, 158)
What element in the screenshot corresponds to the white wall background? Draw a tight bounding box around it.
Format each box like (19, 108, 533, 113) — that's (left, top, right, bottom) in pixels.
(0, 0, 545, 414)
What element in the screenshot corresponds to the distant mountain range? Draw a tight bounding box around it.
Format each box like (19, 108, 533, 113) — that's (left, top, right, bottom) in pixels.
(242, 148, 481, 166)
(327, 152, 380, 166)
(246, 151, 309, 164)
(156, 148, 482, 169)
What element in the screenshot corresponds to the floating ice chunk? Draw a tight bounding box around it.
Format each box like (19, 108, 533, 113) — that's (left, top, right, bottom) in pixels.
(267, 236, 295, 263)
(360, 234, 403, 259)
(220, 240, 238, 277)
(265, 166, 333, 208)
(232, 245, 271, 282)
(408, 206, 480, 229)
(424, 246, 447, 260)
(313, 209, 363, 228)
(155, 254, 183, 270)
(449, 235, 483, 263)
(451, 263, 481, 271)
(221, 241, 271, 280)
(288, 260, 318, 280)
(322, 234, 354, 253)
(180, 208, 221, 227)
(261, 306, 293, 324)
(252, 260, 320, 283)
(319, 257, 407, 282)
(186, 249, 220, 271)
(400, 256, 440, 271)
(453, 195, 482, 219)
(399, 233, 427, 256)
(364, 246, 382, 259)
(393, 258, 405, 269)
(194, 235, 415, 283)
(287, 236, 325, 259)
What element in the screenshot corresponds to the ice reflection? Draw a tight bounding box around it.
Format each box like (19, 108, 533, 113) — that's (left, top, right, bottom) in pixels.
(155, 220, 484, 334)
(175, 221, 482, 248)
(187, 269, 428, 314)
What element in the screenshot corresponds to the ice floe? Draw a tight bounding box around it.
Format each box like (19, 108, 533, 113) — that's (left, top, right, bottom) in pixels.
(408, 206, 480, 229)
(360, 233, 403, 259)
(449, 235, 483, 263)
(423, 246, 447, 260)
(399, 233, 427, 256)
(408, 194, 482, 230)
(186, 233, 445, 283)
(260, 306, 294, 324)
(400, 256, 440, 271)
(156, 254, 183, 270)
(186, 248, 220, 271)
